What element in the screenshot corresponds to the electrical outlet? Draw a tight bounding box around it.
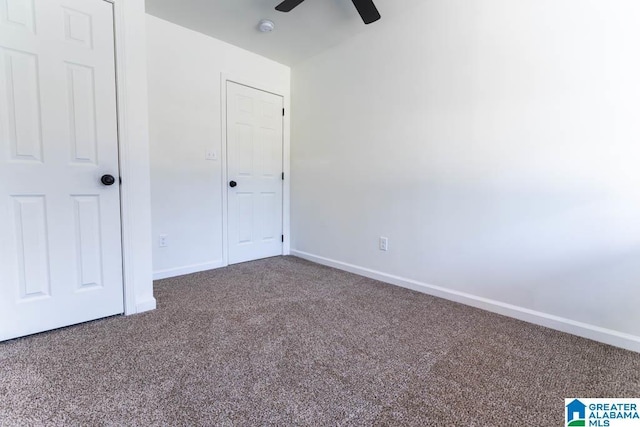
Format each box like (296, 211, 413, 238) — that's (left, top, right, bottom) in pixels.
(379, 236, 388, 251)
(159, 234, 168, 248)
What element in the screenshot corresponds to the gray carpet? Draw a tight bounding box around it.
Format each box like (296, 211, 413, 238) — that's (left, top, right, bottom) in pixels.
(1, 256, 639, 426)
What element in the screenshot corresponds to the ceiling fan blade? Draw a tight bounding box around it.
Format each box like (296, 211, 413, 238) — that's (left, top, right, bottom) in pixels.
(351, 0, 381, 24)
(275, 0, 306, 12)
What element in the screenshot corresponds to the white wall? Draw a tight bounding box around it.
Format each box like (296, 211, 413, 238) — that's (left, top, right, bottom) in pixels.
(146, 16, 290, 279)
(291, 0, 640, 349)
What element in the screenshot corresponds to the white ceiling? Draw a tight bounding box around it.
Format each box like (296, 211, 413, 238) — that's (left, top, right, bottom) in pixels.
(145, 0, 424, 66)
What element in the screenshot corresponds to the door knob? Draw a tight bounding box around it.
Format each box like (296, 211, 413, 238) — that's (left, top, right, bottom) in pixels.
(101, 174, 116, 186)
(229, 181, 237, 188)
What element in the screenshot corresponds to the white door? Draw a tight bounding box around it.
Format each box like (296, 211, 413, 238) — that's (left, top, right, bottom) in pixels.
(0, 0, 123, 341)
(227, 81, 283, 264)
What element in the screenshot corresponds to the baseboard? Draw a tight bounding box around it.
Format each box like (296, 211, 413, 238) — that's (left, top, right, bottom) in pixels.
(153, 260, 225, 281)
(291, 250, 640, 353)
(135, 298, 157, 314)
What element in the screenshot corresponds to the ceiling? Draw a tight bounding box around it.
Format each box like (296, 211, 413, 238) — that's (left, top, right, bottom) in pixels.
(145, 0, 424, 66)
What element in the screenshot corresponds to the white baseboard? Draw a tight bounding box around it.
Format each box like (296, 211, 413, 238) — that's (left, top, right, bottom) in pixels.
(153, 260, 225, 281)
(135, 298, 157, 314)
(291, 250, 640, 353)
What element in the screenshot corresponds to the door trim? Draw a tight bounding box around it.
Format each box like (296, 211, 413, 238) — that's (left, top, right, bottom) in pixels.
(220, 73, 291, 267)
(110, 0, 156, 314)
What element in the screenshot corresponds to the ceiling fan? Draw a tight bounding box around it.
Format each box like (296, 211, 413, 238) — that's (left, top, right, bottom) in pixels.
(275, 0, 381, 25)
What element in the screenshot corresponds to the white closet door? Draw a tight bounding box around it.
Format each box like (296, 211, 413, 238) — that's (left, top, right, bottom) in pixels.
(0, 0, 123, 341)
(227, 81, 283, 264)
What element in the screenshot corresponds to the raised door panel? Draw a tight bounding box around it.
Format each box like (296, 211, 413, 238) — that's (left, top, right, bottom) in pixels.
(257, 127, 278, 178)
(12, 195, 51, 300)
(0, 47, 43, 162)
(66, 63, 97, 164)
(63, 7, 93, 49)
(236, 192, 254, 244)
(0, 0, 36, 33)
(72, 195, 103, 290)
(258, 192, 277, 241)
(234, 122, 253, 177)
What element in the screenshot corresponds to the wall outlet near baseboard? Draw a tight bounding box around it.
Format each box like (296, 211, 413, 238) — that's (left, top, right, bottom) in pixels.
(379, 236, 388, 251)
(159, 234, 168, 248)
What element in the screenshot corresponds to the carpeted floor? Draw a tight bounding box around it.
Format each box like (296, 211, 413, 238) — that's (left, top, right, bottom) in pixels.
(1, 256, 639, 426)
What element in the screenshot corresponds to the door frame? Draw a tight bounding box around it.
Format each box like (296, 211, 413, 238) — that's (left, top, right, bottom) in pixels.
(220, 73, 291, 267)
(108, 0, 156, 314)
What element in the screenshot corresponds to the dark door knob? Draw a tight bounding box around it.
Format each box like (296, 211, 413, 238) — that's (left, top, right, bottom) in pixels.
(101, 174, 116, 186)
(229, 181, 237, 188)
